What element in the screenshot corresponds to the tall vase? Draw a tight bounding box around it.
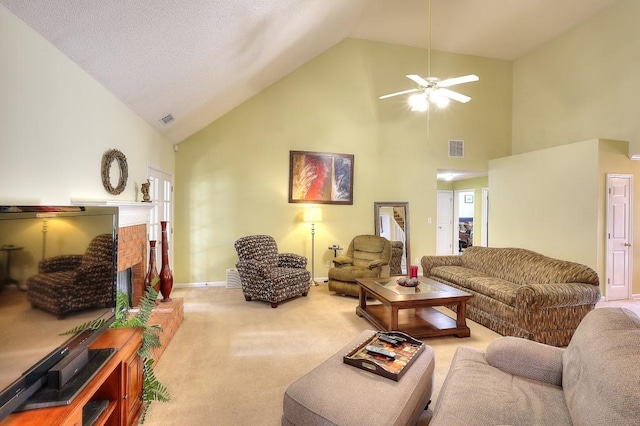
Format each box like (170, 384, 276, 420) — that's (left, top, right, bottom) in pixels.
(143, 240, 160, 297)
(159, 221, 173, 302)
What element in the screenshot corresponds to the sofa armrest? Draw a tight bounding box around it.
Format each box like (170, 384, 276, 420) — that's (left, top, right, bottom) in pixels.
(332, 255, 353, 266)
(278, 253, 307, 269)
(516, 282, 601, 309)
(236, 259, 270, 283)
(485, 336, 565, 386)
(368, 258, 388, 269)
(421, 255, 462, 276)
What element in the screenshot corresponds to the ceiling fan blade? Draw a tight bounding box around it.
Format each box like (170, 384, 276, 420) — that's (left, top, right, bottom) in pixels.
(438, 88, 471, 103)
(406, 74, 429, 86)
(379, 88, 421, 100)
(438, 74, 479, 88)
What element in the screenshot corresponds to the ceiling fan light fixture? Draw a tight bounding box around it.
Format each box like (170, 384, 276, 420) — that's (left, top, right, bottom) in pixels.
(431, 90, 450, 108)
(378, 0, 479, 111)
(409, 93, 429, 112)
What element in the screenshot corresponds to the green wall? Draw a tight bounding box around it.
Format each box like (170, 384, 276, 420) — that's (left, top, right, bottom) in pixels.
(174, 39, 512, 282)
(512, 0, 640, 154)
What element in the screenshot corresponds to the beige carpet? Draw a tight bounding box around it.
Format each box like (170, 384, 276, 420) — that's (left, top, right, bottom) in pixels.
(142, 284, 501, 425)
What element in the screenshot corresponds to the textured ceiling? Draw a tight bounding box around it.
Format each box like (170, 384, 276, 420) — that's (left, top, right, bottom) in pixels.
(1, 0, 620, 144)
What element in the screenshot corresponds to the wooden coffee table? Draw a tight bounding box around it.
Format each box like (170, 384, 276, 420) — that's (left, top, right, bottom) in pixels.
(355, 276, 472, 338)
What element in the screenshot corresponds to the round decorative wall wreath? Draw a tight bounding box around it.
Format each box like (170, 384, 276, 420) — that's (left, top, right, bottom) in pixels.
(101, 149, 128, 195)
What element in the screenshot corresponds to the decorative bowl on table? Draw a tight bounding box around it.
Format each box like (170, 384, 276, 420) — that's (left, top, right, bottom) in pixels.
(397, 277, 420, 287)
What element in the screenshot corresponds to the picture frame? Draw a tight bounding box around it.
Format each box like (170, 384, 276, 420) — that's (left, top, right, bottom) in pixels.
(289, 151, 354, 205)
(464, 194, 473, 203)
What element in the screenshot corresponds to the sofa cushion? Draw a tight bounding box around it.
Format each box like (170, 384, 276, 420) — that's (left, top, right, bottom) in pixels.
(430, 346, 571, 426)
(430, 266, 518, 306)
(460, 246, 600, 286)
(563, 308, 640, 425)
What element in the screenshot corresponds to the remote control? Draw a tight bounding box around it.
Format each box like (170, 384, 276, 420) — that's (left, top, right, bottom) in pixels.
(366, 345, 396, 359)
(378, 334, 400, 346)
(381, 332, 407, 343)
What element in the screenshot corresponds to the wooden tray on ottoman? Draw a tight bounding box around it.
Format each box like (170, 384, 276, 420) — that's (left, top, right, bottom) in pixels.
(343, 331, 425, 381)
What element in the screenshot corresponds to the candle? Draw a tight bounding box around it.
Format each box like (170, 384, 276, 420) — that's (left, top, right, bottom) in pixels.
(409, 265, 418, 278)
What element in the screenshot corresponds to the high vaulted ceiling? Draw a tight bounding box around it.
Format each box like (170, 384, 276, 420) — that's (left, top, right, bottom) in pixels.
(2, 0, 619, 144)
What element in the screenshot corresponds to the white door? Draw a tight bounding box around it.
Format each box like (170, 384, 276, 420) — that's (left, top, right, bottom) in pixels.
(148, 167, 173, 266)
(436, 191, 453, 255)
(606, 174, 632, 300)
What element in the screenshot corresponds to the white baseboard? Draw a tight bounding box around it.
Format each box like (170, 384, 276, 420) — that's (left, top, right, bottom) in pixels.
(174, 277, 330, 289)
(174, 282, 227, 288)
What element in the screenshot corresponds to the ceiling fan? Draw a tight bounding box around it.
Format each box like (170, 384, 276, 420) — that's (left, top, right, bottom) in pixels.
(378, 0, 479, 111)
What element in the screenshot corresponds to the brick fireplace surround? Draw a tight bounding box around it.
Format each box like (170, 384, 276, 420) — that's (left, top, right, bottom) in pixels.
(117, 223, 147, 306)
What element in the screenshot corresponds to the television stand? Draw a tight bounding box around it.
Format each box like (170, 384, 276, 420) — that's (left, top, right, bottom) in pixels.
(18, 348, 115, 411)
(1, 328, 143, 426)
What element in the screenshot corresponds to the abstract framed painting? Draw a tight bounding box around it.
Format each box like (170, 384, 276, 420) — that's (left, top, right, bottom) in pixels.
(288, 151, 354, 205)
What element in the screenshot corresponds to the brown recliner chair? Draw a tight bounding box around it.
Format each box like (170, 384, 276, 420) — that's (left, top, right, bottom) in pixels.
(327, 235, 392, 297)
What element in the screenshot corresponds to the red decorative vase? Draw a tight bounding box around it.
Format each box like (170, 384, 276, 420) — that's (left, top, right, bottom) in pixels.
(144, 240, 160, 297)
(159, 221, 173, 302)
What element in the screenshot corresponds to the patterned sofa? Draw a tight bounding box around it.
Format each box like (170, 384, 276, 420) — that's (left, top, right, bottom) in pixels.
(421, 246, 601, 346)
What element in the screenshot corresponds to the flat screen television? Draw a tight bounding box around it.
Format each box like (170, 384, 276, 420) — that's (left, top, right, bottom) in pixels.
(0, 206, 118, 420)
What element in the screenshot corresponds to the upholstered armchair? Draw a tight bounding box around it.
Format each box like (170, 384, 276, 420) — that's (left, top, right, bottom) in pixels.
(389, 240, 404, 275)
(327, 235, 392, 297)
(234, 235, 310, 308)
(26, 233, 115, 318)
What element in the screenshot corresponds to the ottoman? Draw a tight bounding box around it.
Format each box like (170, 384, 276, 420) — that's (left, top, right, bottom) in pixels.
(282, 330, 435, 426)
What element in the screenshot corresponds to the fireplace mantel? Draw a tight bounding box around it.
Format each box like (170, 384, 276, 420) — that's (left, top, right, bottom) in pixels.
(71, 200, 156, 227)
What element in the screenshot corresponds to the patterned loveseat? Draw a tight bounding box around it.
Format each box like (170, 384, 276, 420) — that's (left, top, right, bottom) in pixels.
(421, 246, 601, 346)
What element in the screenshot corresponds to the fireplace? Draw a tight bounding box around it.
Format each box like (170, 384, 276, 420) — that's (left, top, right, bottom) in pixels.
(72, 201, 154, 306)
(117, 223, 147, 306)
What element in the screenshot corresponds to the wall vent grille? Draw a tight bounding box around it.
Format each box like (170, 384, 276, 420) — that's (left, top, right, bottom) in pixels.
(159, 114, 175, 126)
(449, 139, 464, 157)
(226, 268, 242, 289)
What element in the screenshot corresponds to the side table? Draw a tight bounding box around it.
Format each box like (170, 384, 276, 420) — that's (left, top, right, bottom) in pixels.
(1, 245, 24, 290)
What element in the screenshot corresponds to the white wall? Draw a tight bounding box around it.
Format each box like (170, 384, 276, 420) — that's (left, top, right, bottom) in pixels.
(0, 5, 174, 205)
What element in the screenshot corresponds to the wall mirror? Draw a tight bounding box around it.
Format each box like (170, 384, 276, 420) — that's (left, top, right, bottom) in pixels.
(374, 202, 410, 275)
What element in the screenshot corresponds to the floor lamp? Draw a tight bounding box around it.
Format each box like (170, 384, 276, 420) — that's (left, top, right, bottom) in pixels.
(303, 206, 323, 286)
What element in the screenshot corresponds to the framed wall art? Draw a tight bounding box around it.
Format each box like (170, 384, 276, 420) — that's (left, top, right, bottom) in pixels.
(289, 151, 354, 205)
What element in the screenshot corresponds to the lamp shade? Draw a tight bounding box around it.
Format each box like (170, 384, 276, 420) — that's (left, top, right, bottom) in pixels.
(303, 207, 323, 223)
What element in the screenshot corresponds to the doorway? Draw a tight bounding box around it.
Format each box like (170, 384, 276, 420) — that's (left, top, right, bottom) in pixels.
(455, 190, 474, 254)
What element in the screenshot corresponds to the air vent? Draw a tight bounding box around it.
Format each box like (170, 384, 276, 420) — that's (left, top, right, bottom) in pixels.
(449, 139, 464, 158)
(159, 114, 175, 126)
(226, 268, 241, 289)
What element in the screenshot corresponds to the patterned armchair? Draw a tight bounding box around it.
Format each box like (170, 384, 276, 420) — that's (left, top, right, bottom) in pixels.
(327, 235, 392, 297)
(389, 240, 404, 275)
(234, 235, 310, 308)
(26, 233, 115, 318)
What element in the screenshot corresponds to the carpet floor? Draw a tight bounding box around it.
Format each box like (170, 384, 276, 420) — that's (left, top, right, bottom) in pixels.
(142, 284, 502, 425)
